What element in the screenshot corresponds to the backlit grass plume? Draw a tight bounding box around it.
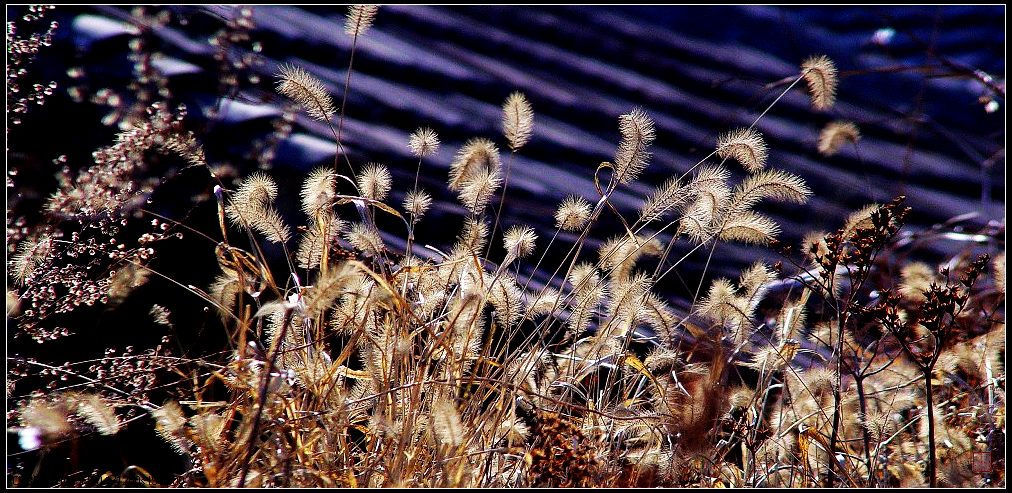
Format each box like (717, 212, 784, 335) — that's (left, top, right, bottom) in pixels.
(613, 107, 655, 184)
(276, 64, 336, 122)
(801, 54, 838, 110)
(345, 5, 379, 37)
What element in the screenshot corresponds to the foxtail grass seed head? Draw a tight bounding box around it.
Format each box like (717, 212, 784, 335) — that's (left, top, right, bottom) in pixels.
(226, 172, 291, 243)
(301, 166, 337, 217)
(458, 165, 501, 215)
(358, 162, 392, 201)
(502, 91, 533, 151)
(449, 138, 501, 191)
(899, 262, 937, 302)
(817, 121, 860, 156)
(276, 64, 336, 122)
(408, 127, 440, 158)
(403, 189, 432, 219)
(74, 394, 120, 436)
(346, 222, 384, 256)
(555, 195, 592, 231)
(614, 107, 656, 184)
(729, 169, 811, 214)
(21, 399, 71, 442)
(994, 253, 1005, 295)
(12, 233, 54, 285)
(639, 176, 687, 224)
(345, 5, 378, 37)
(716, 128, 768, 173)
(504, 225, 537, 259)
(7, 289, 21, 317)
(801, 55, 838, 111)
(718, 211, 780, 245)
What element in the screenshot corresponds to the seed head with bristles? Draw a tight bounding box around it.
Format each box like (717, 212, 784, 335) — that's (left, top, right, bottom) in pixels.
(994, 253, 1005, 295)
(817, 121, 860, 156)
(503, 225, 537, 260)
(449, 138, 501, 191)
(296, 216, 345, 269)
(345, 5, 379, 37)
(502, 91, 533, 151)
(301, 166, 337, 217)
(403, 189, 432, 220)
(457, 165, 501, 215)
(727, 168, 811, 215)
(357, 162, 392, 201)
(408, 127, 440, 158)
(639, 176, 688, 224)
(801, 55, 838, 111)
(555, 195, 592, 232)
(345, 222, 384, 256)
(718, 211, 780, 245)
(613, 107, 655, 184)
(276, 64, 336, 122)
(717, 128, 768, 173)
(456, 217, 489, 253)
(226, 172, 291, 244)
(11, 233, 54, 285)
(74, 394, 120, 436)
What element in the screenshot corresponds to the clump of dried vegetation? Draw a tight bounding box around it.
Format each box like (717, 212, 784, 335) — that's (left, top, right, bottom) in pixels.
(7, 5, 1005, 488)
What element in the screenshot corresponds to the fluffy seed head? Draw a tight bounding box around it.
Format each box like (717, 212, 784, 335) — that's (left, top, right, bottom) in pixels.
(74, 394, 120, 436)
(639, 176, 688, 224)
(276, 64, 336, 122)
(457, 165, 501, 215)
(345, 5, 379, 37)
(296, 216, 345, 269)
(503, 225, 537, 260)
(403, 189, 432, 219)
(12, 233, 54, 285)
(994, 253, 1005, 295)
(357, 162, 392, 201)
(817, 121, 860, 156)
(502, 91, 534, 151)
(226, 172, 291, 244)
(555, 195, 592, 231)
(717, 128, 768, 172)
(301, 166, 337, 217)
(718, 211, 781, 245)
(449, 138, 501, 191)
(408, 127, 440, 158)
(801, 55, 838, 111)
(345, 222, 384, 255)
(568, 262, 600, 293)
(431, 400, 463, 447)
(460, 217, 490, 253)
(613, 107, 656, 184)
(728, 169, 811, 216)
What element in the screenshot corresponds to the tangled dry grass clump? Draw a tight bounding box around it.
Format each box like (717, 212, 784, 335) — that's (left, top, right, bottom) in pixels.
(6, 5, 1005, 488)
